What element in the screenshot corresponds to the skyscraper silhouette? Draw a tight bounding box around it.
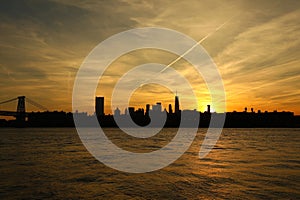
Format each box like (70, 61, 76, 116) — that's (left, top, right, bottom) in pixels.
(114, 107, 120, 116)
(169, 104, 173, 114)
(128, 107, 135, 116)
(152, 102, 162, 112)
(95, 97, 104, 116)
(146, 104, 150, 116)
(175, 95, 180, 114)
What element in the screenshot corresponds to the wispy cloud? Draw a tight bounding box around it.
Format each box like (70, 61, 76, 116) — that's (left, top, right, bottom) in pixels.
(0, 0, 299, 114)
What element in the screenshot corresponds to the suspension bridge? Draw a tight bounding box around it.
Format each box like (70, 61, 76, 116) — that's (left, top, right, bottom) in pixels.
(0, 96, 47, 122)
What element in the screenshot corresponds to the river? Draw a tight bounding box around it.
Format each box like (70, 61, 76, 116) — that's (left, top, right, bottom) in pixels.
(0, 128, 299, 199)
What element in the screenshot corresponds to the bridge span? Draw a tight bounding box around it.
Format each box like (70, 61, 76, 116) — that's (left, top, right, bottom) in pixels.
(0, 96, 47, 122)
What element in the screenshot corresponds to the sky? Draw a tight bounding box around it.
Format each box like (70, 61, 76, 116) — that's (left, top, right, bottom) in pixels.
(0, 0, 299, 115)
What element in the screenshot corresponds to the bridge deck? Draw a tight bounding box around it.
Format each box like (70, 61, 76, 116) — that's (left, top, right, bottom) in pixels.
(0, 110, 28, 117)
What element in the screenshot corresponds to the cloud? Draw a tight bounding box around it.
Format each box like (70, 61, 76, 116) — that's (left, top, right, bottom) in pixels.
(214, 9, 300, 112)
(0, 0, 299, 114)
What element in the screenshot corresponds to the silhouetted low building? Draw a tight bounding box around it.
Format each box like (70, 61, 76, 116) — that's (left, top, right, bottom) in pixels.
(27, 111, 74, 127)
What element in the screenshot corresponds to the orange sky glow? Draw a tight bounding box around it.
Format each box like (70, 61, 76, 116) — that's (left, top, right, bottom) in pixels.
(0, 0, 299, 116)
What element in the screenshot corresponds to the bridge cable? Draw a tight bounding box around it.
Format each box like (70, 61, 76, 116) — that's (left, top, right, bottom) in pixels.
(0, 98, 18, 105)
(26, 98, 48, 111)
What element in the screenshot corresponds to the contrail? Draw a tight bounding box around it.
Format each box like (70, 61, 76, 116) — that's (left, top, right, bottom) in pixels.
(159, 15, 236, 74)
(139, 15, 236, 87)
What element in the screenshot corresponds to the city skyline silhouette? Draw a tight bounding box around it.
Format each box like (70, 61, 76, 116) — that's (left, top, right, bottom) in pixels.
(0, 94, 299, 128)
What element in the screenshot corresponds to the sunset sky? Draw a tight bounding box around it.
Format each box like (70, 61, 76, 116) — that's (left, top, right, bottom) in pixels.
(0, 0, 299, 115)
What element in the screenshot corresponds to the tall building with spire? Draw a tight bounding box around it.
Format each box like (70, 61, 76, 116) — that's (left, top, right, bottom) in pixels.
(175, 95, 180, 114)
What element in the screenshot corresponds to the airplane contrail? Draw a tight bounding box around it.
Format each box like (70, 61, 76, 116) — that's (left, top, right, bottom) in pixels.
(139, 15, 236, 87)
(159, 15, 236, 74)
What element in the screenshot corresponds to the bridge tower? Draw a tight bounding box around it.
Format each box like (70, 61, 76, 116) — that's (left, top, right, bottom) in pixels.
(16, 96, 26, 122)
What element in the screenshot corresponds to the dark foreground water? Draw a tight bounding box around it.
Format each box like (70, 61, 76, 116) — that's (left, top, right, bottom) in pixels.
(0, 128, 299, 199)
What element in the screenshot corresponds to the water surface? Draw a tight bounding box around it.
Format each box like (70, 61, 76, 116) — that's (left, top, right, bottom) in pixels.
(0, 128, 299, 199)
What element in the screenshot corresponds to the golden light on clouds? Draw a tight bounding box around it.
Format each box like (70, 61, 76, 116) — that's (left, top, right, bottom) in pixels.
(0, 0, 299, 115)
(96, 48, 212, 114)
